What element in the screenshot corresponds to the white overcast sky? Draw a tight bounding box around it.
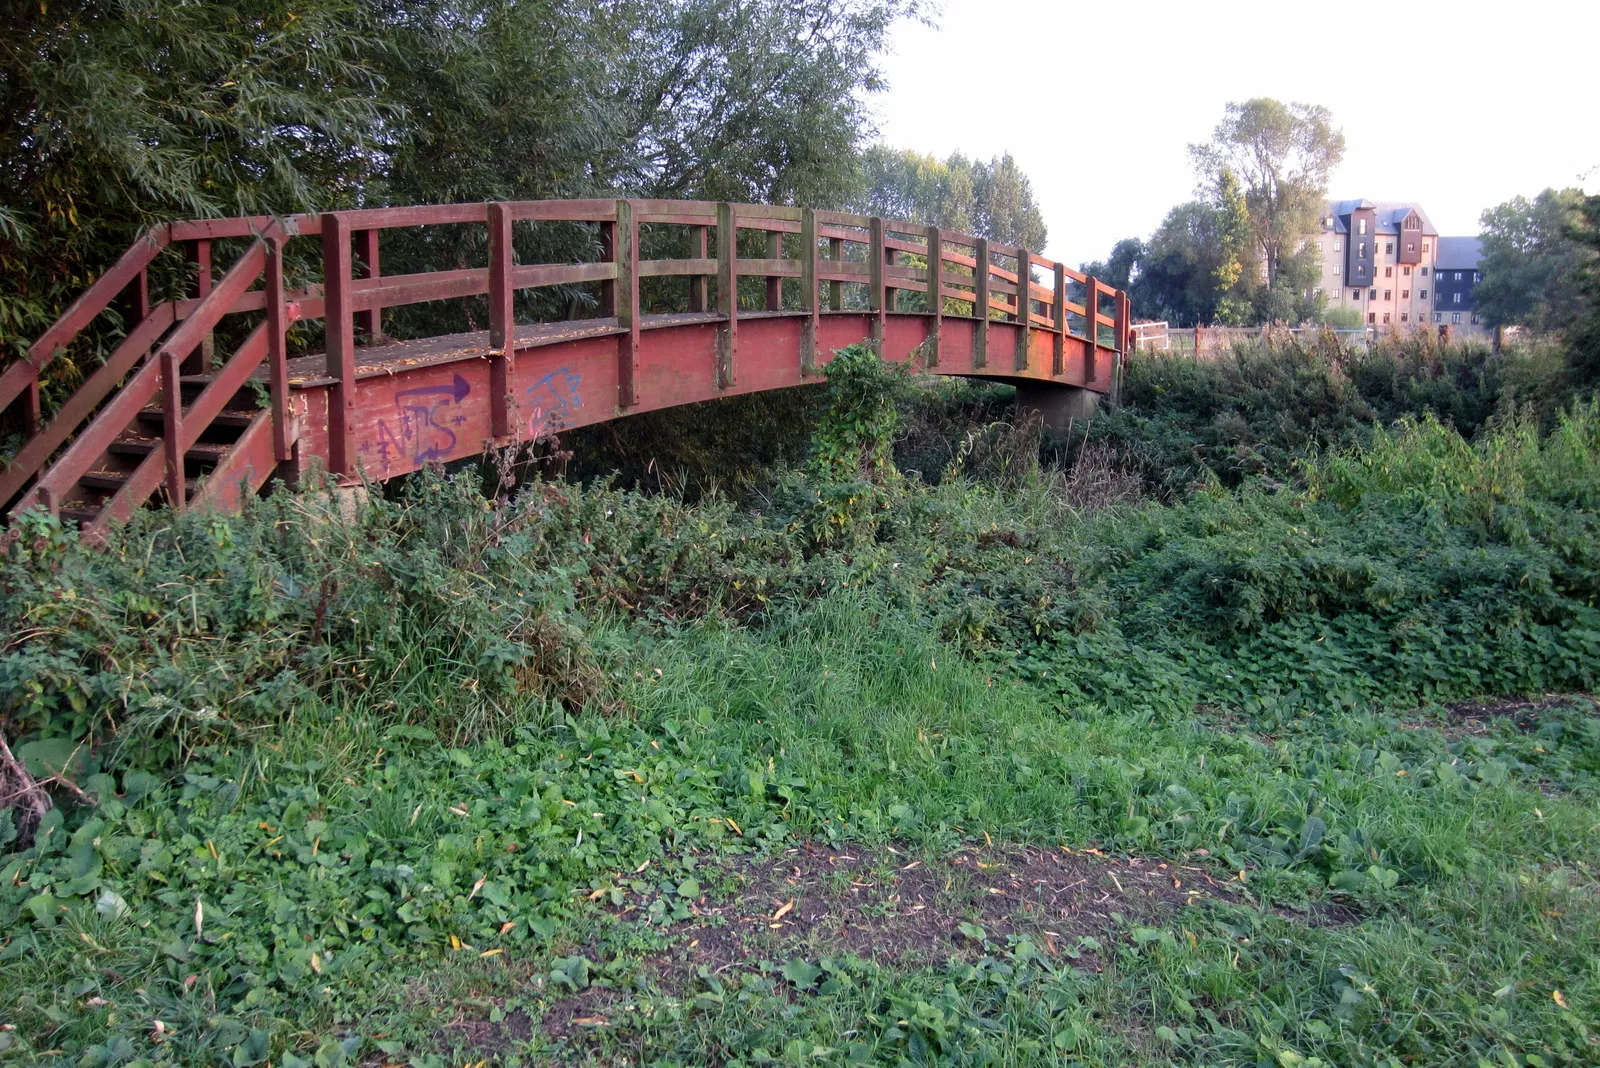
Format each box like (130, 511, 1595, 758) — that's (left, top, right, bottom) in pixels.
(869, 0, 1599, 264)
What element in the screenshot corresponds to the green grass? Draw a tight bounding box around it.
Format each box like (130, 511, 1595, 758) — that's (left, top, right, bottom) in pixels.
(3, 365, 1600, 1065)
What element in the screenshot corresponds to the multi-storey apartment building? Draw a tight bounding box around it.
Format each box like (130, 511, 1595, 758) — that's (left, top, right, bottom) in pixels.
(1314, 200, 1441, 328)
(1431, 236, 1486, 335)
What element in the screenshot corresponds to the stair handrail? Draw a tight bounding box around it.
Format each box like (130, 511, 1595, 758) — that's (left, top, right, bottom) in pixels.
(0, 225, 172, 423)
(12, 224, 277, 521)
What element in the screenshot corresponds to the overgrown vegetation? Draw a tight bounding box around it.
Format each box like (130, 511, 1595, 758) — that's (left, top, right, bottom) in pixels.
(2, 335, 1598, 1065)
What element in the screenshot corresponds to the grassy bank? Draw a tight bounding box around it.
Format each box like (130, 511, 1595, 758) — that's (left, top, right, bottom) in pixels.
(2, 342, 1598, 1065)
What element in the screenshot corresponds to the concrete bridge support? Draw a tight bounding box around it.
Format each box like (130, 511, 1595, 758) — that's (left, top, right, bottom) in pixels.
(1013, 382, 1099, 429)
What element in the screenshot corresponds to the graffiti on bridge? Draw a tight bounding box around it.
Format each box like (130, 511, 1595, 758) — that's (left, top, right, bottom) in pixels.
(361, 373, 472, 473)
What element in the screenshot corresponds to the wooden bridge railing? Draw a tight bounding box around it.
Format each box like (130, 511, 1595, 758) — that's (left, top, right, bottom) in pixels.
(1, 199, 1133, 530)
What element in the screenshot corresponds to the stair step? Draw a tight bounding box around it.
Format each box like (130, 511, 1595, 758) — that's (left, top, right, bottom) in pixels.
(80, 470, 197, 493)
(59, 507, 101, 526)
(137, 407, 257, 429)
(108, 436, 231, 462)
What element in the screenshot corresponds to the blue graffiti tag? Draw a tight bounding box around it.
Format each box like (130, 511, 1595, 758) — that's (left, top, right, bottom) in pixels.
(525, 368, 582, 440)
(360, 373, 472, 471)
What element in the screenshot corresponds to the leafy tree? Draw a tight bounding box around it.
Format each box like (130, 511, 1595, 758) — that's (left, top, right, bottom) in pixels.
(0, 0, 384, 362)
(1189, 98, 1345, 288)
(850, 147, 1047, 248)
(1080, 238, 1143, 293)
(1130, 202, 1235, 327)
(1475, 187, 1594, 332)
(1563, 192, 1600, 387)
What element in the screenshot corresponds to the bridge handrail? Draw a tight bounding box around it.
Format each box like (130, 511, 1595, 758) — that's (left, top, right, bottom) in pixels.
(4, 199, 1133, 520)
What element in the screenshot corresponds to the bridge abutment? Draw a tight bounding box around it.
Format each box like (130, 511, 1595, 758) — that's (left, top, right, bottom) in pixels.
(1013, 382, 1099, 429)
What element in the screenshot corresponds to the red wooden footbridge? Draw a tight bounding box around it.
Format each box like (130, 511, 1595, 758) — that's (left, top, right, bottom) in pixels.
(0, 200, 1131, 536)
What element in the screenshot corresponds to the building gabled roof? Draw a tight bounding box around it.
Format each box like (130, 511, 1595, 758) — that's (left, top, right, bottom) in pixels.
(1434, 236, 1483, 270)
(1322, 199, 1440, 237)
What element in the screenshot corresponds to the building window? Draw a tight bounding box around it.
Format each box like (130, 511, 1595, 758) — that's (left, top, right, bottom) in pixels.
(1454, 271, 1463, 281)
(1369, 289, 1377, 300)
(1352, 290, 1361, 301)
(1401, 312, 1408, 322)
(1359, 242, 1367, 258)
(1433, 312, 1442, 323)
(1402, 290, 1409, 299)
(1385, 242, 1393, 254)
(1359, 218, 1367, 235)
(1385, 266, 1393, 277)
(1384, 290, 1392, 301)
(1453, 292, 1462, 304)
(1473, 272, 1481, 282)
(1406, 242, 1416, 253)
(1423, 242, 1430, 254)
(1452, 312, 1462, 324)
(1368, 312, 1376, 324)
(1333, 240, 1342, 252)
(1403, 266, 1411, 276)
(1420, 289, 1427, 299)
(1420, 267, 1428, 277)
(1471, 313, 1480, 324)
(1383, 313, 1391, 324)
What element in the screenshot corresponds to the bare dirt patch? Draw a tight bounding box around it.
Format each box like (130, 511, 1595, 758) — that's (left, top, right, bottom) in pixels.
(1442, 693, 1596, 737)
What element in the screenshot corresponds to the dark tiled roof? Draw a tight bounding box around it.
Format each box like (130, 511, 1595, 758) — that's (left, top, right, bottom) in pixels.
(1322, 199, 1439, 237)
(1434, 236, 1483, 270)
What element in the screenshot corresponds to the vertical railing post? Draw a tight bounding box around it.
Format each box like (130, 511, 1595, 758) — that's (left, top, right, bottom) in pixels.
(1115, 289, 1131, 359)
(868, 217, 886, 347)
(765, 230, 782, 311)
(1052, 262, 1067, 377)
(924, 225, 941, 367)
(616, 199, 640, 408)
(183, 240, 213, 373)
(1014, 249, 1032, 371)
(801, 208, 820, 376)
(321, 212, 357, 476)
(265, 231, 293, 462)
(160, 346, 184, 512)
(716, 202, 738, 389)
(23, 377, 41, 438)
(1084, 275, 1100, 382)
(828, 235, 844, 311)
(974, 237, 990, 368)
(598, 216, 617, 319)
(356, 229, 384, 344)
(487, 202, 515, 439)
(689, 225, 709, 312)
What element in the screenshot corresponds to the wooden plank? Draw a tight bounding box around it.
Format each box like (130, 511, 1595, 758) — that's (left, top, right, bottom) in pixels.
(616, 199, 640, 408)
(512, 262, 617, 290)
(335, 204, 487, 229)
(487, 202, 515, 437)
(1014, 249, 1031, 371)
(816, 209, 873, 228)
(355, 228, 383, 342)
(182, 239, 214, 374)
(632, 198, 720, 222)
(828, 235, 844, 311)
(869, 217, 886, 345)
(169, 214, 320, 241)
(1052, 262, 1066, 376)
(925, 224, 941, 366)
(355, 268, 488, 310)
(160, 347, 184, 511)
(322, 212, 357, 476)
(738, 258, 801, 278)
(1084, 275, 1100, 381)
(597, 216, 616, 318)
(735, 204, 804, 223)
(818, 261, 870, 281)
(689, 226, 709, 311)
(974, 237, 989, 368)
(265, 234, 294, 461)
(801, 208, 819, 375)
(640, 258, 719, 278)
(504, 198, 618, 222)
(717, 202, 737, 388)
(765, 231, 782, 311)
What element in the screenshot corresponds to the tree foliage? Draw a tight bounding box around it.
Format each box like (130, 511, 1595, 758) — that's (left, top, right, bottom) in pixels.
(1188, 98, 1345, 289)
(1475, 187, 1594, 333)
(849, 146, 1048, 249)
(1, 0, 924, 366)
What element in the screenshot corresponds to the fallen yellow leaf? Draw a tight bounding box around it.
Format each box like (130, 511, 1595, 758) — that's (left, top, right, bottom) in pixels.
(1553, 989, 1570, 1010)
(772, 899, 796, 921)
(479, 948, 504, 958)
